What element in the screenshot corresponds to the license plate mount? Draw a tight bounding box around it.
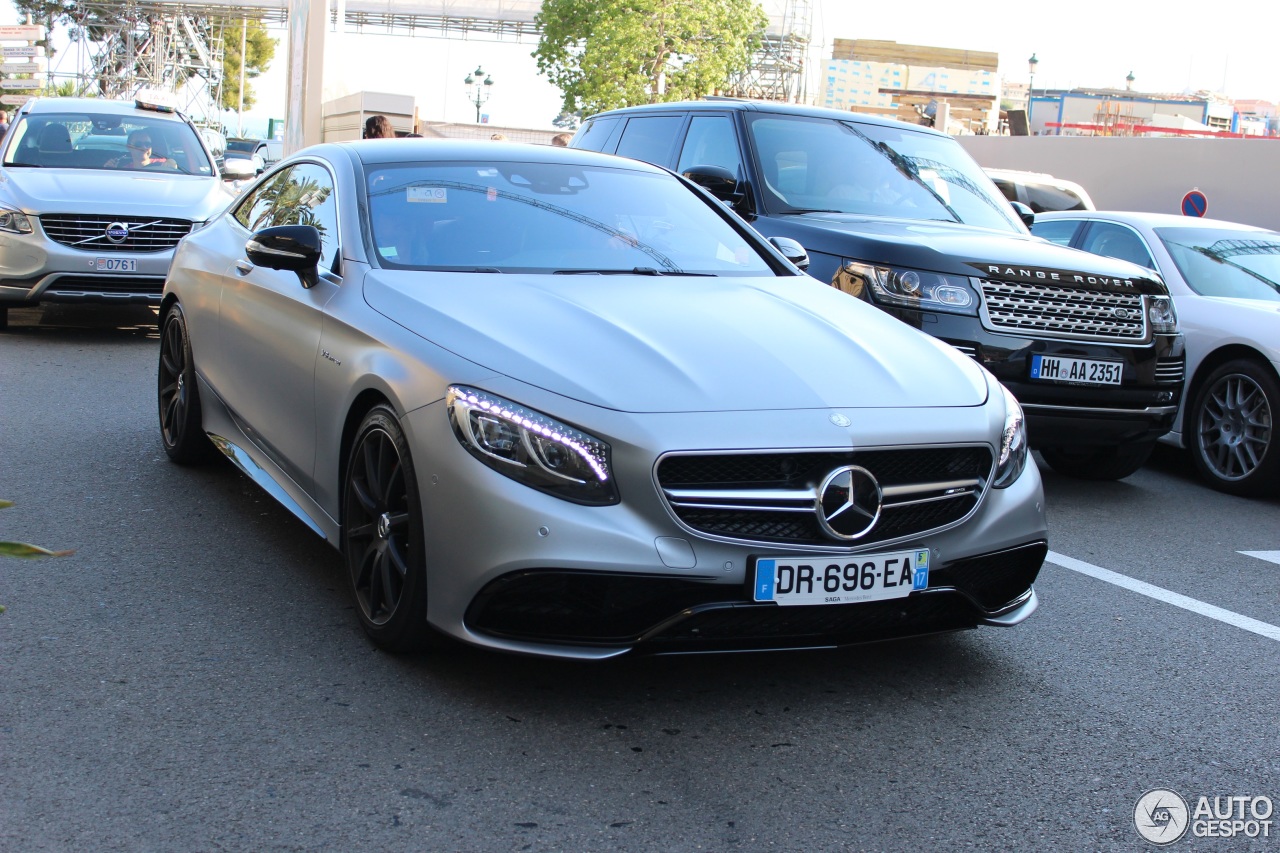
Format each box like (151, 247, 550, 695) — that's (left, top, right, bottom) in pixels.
(1030, 354, 1122, 385)
(753, 549, 930, 606)
(94, 257, 137, 272)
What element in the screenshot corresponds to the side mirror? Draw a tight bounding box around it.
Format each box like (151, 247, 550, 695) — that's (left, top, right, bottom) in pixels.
(1010, 200, 1035, 228)
(246, 225, 323, 289)
(222, 158, 256, 181)
(769, 236, 810, 271)
(683, 164, 747, 208)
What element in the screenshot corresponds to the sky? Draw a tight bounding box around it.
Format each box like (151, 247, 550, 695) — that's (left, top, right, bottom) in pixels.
(8, 0, 1279, 136)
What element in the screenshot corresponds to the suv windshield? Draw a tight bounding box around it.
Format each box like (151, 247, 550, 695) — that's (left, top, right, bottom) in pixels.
(746, 114, 1023, 233)
(1157, 227, 1280, 301)
(2, 111, 214, 175)
(366, 161, 775, 275)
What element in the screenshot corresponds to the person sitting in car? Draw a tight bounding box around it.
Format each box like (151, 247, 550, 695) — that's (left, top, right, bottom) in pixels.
(106, 130, 176, 170)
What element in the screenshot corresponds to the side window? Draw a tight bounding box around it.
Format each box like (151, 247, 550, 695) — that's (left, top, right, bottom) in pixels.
(1029, 218, 1083, 248)
(989, 178, 1018, 204)
(1026, 182, 1088, 212)
(614, 116, 683, 167)
(233, 163, 340, 270)
(572, 117, 620, 152)
(1080, 222, 1156, 270)
(676, 115, 742, 178)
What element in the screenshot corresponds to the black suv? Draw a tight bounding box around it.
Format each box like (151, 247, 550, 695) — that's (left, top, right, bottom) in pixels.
(572, 99, 1185, 480)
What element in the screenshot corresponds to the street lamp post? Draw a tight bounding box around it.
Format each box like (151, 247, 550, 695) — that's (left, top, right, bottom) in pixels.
(464, 66, 494, 124)
(1126, 70, 1135, 91)
(1027, 53, 1038, 112)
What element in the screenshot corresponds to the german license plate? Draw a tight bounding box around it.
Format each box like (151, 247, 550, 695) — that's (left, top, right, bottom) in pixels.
(95, 258, 137, 272)
(1030, 354, 1122, 385)
(753, 549, 929, 606)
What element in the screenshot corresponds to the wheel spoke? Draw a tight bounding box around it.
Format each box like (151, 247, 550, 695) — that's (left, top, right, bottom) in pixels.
(386, 538, 410, 579)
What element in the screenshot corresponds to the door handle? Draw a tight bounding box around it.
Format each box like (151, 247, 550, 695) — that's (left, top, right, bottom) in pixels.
(234, 260, 253, 275)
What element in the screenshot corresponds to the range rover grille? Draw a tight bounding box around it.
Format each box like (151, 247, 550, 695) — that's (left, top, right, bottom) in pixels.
(976, 278, 1146, 342)
(40, 214, 192, 253)
(657, 447, 993, 548)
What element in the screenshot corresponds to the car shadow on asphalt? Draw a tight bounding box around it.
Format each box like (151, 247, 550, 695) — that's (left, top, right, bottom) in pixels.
(3, 304, 160, 340)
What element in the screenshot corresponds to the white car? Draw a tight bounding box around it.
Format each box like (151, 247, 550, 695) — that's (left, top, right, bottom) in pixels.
(1033, 211, 1279, 496)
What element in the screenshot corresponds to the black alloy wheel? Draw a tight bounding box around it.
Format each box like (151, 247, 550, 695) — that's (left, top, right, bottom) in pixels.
(1037, 440, 1155, 481)
(343, 405, 435, 652)
(1190, 359, 1279, 497)
(157, 304, 215, 464)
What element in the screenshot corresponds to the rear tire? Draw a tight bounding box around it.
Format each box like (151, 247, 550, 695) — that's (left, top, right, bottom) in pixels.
(342, 405, 438, 652)
(1188, 359, 1279, 497)
(1038, 441, 1155, 481)
(157, 304, 216, 464)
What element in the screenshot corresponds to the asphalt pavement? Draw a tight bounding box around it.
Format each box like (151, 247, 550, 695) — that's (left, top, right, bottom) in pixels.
(2, 305, 1278, 852)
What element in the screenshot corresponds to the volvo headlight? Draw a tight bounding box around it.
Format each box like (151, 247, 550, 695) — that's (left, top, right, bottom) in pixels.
(0, 208, 33, 235)
(446, 386, 619, 506)
(840, 261, 978, 315)
(1147, 295, 1178, 334)
(993, 383, 1028, 489)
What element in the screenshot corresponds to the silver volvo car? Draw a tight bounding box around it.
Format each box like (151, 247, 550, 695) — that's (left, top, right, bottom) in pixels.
(0, 94, 234, 329)
(158, 140, 1047, 659)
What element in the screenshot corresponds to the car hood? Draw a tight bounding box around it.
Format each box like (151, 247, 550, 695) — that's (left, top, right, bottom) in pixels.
(363, 271, 990, 413)
(0, 168, 230, 220)
(766, 215, 1166, 292)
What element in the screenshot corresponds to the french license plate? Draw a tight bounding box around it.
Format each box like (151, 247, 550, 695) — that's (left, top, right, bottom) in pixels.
(1030, 354, 1122, 385)
(753, 549, 929, 606)
(95, 258, 137, 272)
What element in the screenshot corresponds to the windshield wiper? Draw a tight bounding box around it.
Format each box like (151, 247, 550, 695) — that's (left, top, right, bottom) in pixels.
(554, 267, 713, 276)
(779, 208, 842, 215)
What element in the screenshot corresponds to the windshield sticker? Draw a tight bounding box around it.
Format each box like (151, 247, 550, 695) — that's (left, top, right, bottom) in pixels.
(408, 187, 447, 203)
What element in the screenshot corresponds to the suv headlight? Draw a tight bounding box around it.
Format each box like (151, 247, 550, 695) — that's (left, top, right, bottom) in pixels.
(446, 386, 619, 506)
(993, 383, 1028, 488)
(839, 261, 978, 315)
(1147, 295, 1178, 334)
(0, 208, 33, 235)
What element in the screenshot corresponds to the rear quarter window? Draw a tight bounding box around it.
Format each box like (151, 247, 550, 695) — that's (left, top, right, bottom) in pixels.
(572, 117, 620, 152)
(614, 116, 684, 166)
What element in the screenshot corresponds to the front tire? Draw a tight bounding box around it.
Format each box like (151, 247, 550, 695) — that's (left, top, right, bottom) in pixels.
(158, 304, 216, 464)
(342, 405, 436, 652)
(1188, 359, 1279, 497)
(1038, 441, 1155, 481)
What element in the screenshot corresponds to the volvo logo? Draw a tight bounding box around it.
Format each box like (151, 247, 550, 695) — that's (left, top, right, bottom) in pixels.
(105, 222, 130, 244)
(816, 465, 882, 541)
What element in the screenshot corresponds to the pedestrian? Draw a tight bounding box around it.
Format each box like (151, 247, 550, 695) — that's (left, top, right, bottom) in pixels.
(550, 132, 571, 147)
(490, 133, 507, 141)
(363, 115, 395, 139)
(0, 110, 9, 139)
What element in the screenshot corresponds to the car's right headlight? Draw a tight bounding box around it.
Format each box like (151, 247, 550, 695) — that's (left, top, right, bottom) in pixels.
(446, 385, 619, 506)
(993, 383, 1028, 489)
(0, 207, 33, 234)
(838, 261, 979, 315)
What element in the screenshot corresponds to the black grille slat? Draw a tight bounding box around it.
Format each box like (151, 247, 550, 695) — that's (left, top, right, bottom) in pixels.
(657, 447, 993, 547)
(44, 276, 165, 295)
(977, 278, 1146, 341)
(40, 214, 192, 253)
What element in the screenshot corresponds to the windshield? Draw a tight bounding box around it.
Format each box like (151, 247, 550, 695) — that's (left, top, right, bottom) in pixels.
(227, 139, 257, 152)
(2, 111, 214, 176)
(1156, 227, 1280, 301)
(746, 114, 1024, 233)
(365, 161, 776, 275)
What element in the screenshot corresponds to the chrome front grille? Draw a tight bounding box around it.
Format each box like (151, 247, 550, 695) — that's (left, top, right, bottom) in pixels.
(976, 277, 1146, 342)
(1155, 356, 1186, 383)
(656, 447, 994, 548)
(40, 214, 192, 253)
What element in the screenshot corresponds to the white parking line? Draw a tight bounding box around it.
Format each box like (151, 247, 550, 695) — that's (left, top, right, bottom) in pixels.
(1046, 551, 1280, 643)
(1239, 551, 1280, 566)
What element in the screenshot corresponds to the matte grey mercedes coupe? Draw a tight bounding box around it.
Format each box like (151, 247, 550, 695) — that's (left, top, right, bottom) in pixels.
(158, 140, 1048, 659)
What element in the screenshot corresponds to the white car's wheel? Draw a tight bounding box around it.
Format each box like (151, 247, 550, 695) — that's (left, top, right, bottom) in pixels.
(1189, 359, 1279, 497)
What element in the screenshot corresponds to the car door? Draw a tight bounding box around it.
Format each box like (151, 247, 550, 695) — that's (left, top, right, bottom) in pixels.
(218, 160, 342, 492)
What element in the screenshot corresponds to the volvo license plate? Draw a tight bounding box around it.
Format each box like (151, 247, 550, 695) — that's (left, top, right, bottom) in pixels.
(1030, 354, 1122, 385)
(95, 258, 137, 272)
(753, 549, 929, 606)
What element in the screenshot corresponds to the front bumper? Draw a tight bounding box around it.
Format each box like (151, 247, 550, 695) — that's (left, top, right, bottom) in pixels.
(0, 225, 176, 307)
(402, 394, 1049, 659)
(880, 306, 1185, 448)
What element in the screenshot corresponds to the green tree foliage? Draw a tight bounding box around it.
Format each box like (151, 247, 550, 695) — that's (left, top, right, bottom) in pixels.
(219, 19, 276, 112)
(534, 0, 766, 116)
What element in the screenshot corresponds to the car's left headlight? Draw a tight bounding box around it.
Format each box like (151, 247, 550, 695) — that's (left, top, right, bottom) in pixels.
(993, 383, 1028, 488)
(839, 261, 979, 315)
(0, 207, 33, 235)
(1147, 295, 1178, 334)
(446, 386, 619, 506)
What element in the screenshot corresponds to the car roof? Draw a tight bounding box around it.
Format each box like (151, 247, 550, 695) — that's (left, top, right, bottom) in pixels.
(586, 97, 948, 138)
(1037, 210, 1275, 232)
(327, 139, 672, 174)
(19, 96, 190, 123)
